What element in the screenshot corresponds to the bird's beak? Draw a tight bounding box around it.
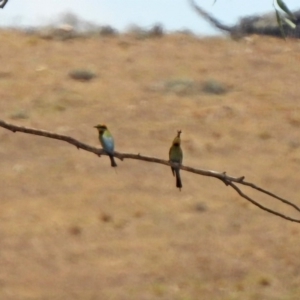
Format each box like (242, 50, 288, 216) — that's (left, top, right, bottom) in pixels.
(94, 125, 98, 128)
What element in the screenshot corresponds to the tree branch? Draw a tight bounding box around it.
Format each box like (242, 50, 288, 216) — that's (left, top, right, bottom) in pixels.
(0, 0, 9, 8)
(0, 119, 299, 223)
(188, 0, 234, 33)
(228, 182, 300, 223)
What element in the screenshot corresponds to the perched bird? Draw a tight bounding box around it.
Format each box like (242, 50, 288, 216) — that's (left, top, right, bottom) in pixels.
(169, 130, 183, 190)
(94, 124, 117, 167)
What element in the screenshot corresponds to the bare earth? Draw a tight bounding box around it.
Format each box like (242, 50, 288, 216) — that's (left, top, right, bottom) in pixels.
(1, 30, 300, 300)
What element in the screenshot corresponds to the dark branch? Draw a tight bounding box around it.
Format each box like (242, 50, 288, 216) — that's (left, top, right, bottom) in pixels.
(241, 181, 300, 213)
(228, 182, 300, 223)
(0, 0, 9, 9)
(188, 0, 233, 33)
(0, 119, 300, 223)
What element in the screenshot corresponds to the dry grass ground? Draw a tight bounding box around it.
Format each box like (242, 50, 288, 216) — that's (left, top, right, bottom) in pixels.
(1, 29, 300, 299)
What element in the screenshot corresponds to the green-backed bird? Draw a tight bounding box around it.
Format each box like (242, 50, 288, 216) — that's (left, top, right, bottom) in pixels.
(94, 124, 117, 167)
(169, 130, 183, 190)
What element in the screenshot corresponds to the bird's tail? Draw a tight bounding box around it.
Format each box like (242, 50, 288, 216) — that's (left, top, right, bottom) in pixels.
(175, 168, 182, 190)
(171, 167, 175, 177)
(109, 155, 117, 167)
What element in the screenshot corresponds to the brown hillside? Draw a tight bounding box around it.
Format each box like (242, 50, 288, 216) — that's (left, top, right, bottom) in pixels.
(1, 29, 300, 299)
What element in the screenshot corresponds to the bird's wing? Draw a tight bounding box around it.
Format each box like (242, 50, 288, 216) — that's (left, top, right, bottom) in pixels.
(101, 135, 114, 153)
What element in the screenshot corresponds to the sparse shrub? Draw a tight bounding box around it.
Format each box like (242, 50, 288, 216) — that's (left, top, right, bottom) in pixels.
(202, 79, 227, 95)
(26, 36, 40, 46)
(258, 131, 272, 140)
(10, 110, 29, 120)
(59, 12, 80, 30)
(194, 202, 208, 212)
(287, 113, 300, 127)
(53, 104, 66, 112)
(258, 276, 271, 286)
(0, 71, 11, 79)
(39, 24, 78, 41)
(133, 210, 144, 218)
(153, 78, 201, 96)
(100, 212, 113, 223)
(68, 69, 96, 81)
(99, 25, 118, 37)
(149, 78, 229, 97)
(126, 23, 164, 39)
(37, 12, 104, 40)
(69, 225, 82, 236)
(175, 29, 195, 36)
(165, 79, 199, 96)
(288, 140, 300, 149)
(126, 24, 147, 39)
(147, 24, 164, 38)
(22, 27, 38, 36)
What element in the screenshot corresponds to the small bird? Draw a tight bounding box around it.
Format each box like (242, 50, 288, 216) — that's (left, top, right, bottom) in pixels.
(94, 124, 117, 167)
(169, 130, 183, 190)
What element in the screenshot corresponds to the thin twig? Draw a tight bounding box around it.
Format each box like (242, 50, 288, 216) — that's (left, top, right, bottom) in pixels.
(241, 181, 300, 213)
(0, 119, 299, 222)
(228, 182, 300, 223)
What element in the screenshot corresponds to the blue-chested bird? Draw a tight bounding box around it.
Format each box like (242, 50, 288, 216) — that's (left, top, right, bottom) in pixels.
(94, 124, 117, 167)
(169, 130, 183, 190)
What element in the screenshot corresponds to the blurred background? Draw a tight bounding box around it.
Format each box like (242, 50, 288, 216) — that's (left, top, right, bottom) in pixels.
(0, 0, 299, 35)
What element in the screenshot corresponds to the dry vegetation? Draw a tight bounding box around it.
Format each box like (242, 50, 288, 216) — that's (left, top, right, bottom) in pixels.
(1, 28, 300, 299)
